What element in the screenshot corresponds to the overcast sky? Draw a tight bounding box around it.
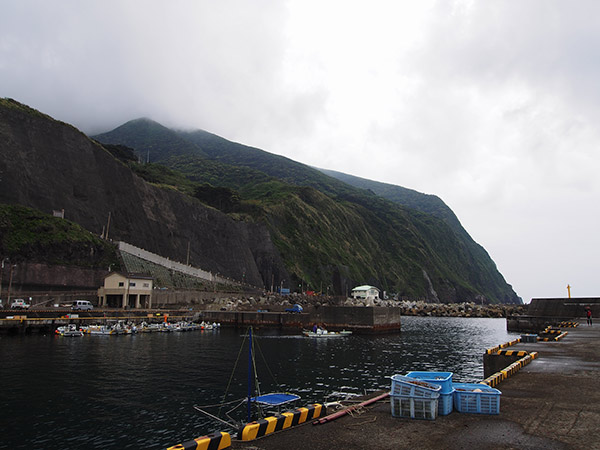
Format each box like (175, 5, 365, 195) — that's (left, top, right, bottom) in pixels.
(2, 0, 598, 303)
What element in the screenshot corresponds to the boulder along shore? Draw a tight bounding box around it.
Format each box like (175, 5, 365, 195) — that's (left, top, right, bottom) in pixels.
(181, 294, 526, 318)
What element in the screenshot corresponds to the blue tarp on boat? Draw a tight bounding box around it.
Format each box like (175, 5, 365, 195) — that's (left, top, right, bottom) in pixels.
(251, 393, 300, 406)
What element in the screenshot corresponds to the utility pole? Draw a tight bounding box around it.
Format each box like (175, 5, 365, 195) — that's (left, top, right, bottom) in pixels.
(7, 264, 15, 302)
(567, 284, 571, 299)
(0, 259, 4, 300)
(105, 212, 112, 241)
(186, 241, 191, 265)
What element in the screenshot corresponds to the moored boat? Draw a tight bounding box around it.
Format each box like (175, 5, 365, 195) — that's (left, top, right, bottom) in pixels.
(302, 328, 352, 338)
(56, 324, 84, 337)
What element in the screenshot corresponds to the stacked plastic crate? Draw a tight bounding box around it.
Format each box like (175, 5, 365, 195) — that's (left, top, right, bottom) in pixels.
(406, 372, 454, 416)
(391, 371, 502, 419)
(390, 374, 441, 420)
(453, 383, 501, 414)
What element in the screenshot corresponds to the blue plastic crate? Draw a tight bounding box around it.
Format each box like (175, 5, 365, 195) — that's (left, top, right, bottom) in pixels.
(390, 394, 438, 420)
(453, 383, 501, 414)
(390, 374, 442, 398)
(438, 390, 454, 416)
(406, 371, 454, 394)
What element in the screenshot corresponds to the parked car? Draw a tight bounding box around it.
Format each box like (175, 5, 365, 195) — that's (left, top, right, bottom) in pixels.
(10, 299, 30, 309)
(71, 300, 93, 311)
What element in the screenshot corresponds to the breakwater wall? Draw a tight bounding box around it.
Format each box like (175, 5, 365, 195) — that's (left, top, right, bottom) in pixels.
(507, 297, 600, 332)
(201, 306, 402, 334)
(0, 306, 401, 335)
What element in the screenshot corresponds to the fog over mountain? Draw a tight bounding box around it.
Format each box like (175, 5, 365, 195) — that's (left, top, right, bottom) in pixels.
(2, 1, 600, 302)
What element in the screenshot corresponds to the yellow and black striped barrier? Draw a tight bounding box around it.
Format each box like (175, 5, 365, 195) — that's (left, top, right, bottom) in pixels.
(558, 321, 578, 328)
(541, 329, 562, 335)
(237, 404, 323, 441)
(486, 338, 521, 355)
(538, 331, 568, 342)
(167, 431, 231, 450)
(482, 351, 538, 387)
(482, 371, 504, 388)
(495, 349, 529, 357)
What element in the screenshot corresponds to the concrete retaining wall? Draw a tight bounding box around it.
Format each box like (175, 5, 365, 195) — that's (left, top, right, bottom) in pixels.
(0, 262, 107, 294)
(118, 241, 232, 285)
(151, 290, 239, 307)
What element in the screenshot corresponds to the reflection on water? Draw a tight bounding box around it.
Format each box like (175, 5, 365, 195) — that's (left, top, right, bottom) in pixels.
(0, 316, 517, 449)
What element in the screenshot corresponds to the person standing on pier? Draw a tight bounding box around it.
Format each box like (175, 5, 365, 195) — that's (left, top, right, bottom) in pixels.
(586, 308, 592, 326)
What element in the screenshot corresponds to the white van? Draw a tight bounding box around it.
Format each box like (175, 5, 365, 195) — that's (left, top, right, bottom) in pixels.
(72, 300, 93, 311)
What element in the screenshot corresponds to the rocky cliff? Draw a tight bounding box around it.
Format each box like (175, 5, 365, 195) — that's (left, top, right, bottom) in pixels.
(0, 99, 289, 288)
(0, 99, 521, 303)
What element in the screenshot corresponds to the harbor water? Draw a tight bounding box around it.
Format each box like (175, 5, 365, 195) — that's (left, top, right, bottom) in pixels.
(1, 316, 518, 449)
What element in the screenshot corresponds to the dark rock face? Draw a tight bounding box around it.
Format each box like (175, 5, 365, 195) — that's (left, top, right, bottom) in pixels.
(0, 101, 288, 288)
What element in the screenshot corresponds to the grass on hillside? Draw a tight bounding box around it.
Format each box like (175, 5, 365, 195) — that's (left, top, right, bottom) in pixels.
(0, 203, 121, 269)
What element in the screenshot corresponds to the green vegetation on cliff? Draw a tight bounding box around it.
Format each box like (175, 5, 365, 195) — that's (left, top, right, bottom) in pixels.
(93, 119, 520, 303)
(0, 204, 121, 269)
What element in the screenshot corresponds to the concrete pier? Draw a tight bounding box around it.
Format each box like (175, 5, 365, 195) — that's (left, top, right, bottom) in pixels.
(201, 306, 402, 334)
(0, 306, 402, 334)
(507, 296, 600, 333)
(229, 324, 600, 449)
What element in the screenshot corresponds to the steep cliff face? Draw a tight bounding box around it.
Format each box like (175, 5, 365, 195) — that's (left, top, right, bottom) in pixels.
(0, 99, 521, 303)
(94, 118, 521, 304)
(0, 99, 289, 287)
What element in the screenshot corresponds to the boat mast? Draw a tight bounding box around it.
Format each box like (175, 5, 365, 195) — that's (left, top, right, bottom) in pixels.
(247, 326, 253, 423)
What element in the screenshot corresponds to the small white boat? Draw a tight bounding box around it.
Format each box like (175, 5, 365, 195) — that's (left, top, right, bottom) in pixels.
(200, 321, 221, 330)
(56, 324, 84, 337)
(139, 323, 161, 333)
(84, 325, 115, 335)
(174, 321, 197, 332)
(302, 328, 352, 338)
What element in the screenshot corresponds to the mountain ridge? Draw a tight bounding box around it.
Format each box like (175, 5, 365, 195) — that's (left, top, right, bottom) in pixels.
(92, 115, 520, 304)
(0, 98, 520, 303)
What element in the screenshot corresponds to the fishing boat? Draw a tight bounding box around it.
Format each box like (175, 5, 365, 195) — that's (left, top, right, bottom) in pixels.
(193, 327, 300, 426)
(55, 324, 83, 337)
(82, 325, 116, 335)
(199, 321, 221, 330)
(167, 327, 325, 448)
(302, 328, 353, 338)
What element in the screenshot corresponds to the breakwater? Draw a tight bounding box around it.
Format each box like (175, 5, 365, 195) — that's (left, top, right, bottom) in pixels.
(201, 306, 402, 334)
(0, 297, 526, 334)
(0, 306, 402, 335)
(507, 296, 600, 332)
(190, 294, 525, 318)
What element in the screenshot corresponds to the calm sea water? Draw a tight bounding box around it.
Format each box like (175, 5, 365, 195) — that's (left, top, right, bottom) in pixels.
(1, 316, 517, 449)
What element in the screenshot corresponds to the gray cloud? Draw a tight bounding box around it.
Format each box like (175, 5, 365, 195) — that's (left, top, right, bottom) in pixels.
(1, 0, 599, 302)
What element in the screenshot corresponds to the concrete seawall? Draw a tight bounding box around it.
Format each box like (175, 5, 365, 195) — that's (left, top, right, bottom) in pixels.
(0, 306, 402, 335)
(202, 306, 402, 334)
(508, 296, 600, 332)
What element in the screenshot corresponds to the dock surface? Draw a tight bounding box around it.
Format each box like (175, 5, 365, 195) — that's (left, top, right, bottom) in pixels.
(230, 324, 600, 449)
